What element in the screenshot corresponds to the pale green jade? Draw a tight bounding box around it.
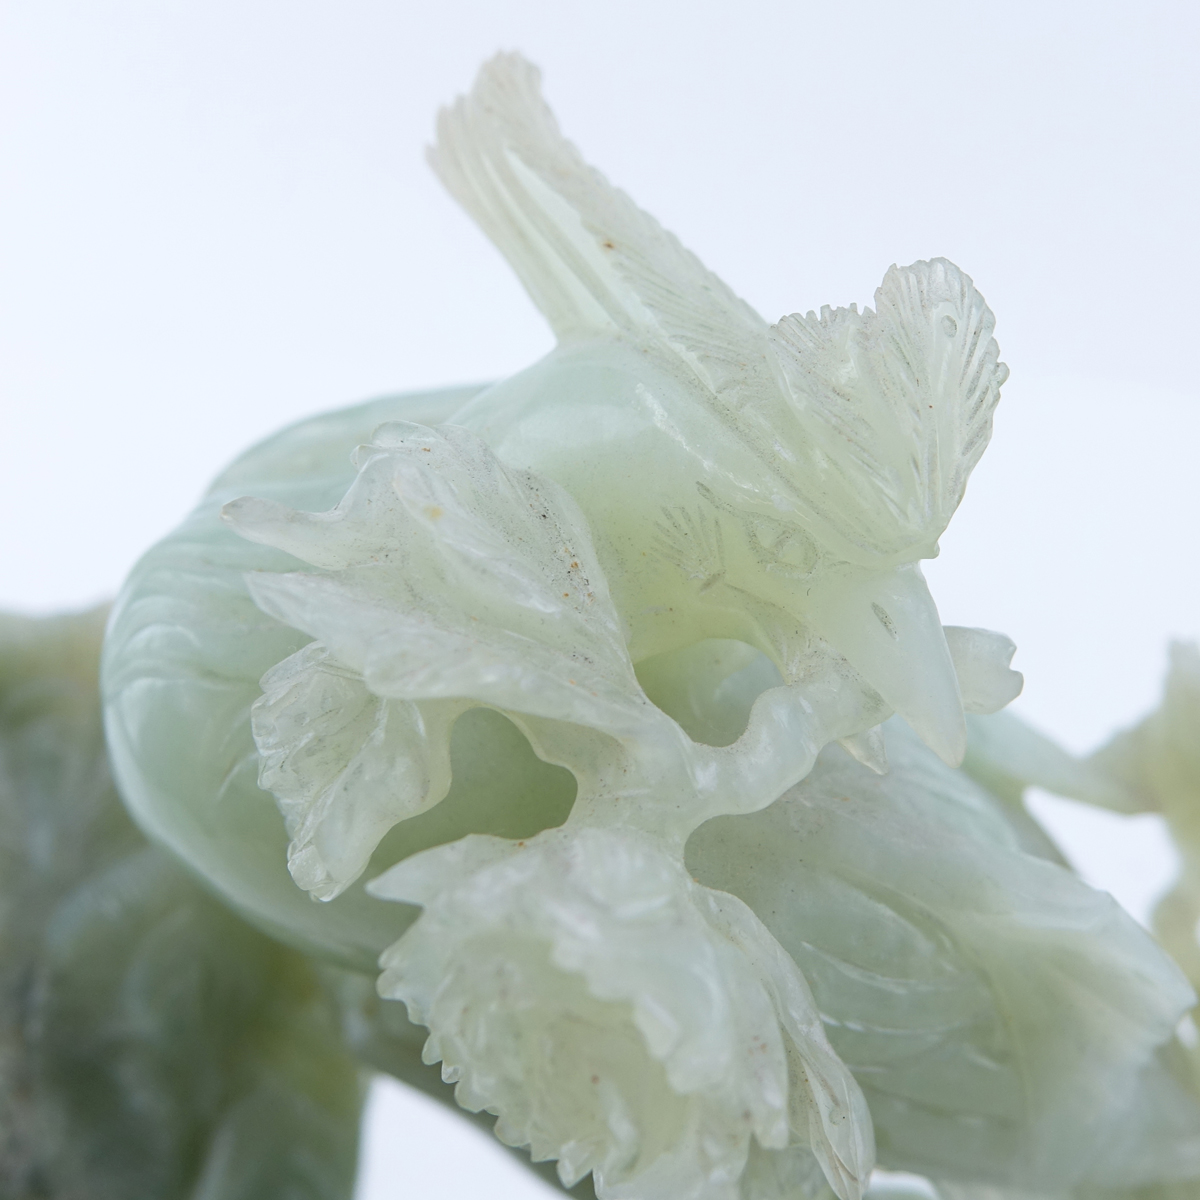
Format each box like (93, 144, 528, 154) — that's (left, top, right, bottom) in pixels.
(0, 609, 364, 1200)
(431, 57, 1012, 770)
(99, 51, 1200, 1200)
(690, 721, 1200, 1193)
(1088, 645, 1200, 1014)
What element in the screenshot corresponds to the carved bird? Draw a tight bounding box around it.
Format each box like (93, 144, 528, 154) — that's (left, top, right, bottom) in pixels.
(432, 53, 1011, 767)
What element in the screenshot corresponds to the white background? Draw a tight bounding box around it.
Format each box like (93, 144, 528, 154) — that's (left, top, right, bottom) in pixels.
(2, 3, 1197, 1196)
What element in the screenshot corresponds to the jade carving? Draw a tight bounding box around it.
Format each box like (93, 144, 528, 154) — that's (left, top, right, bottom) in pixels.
(3, 50, 1197, 1200)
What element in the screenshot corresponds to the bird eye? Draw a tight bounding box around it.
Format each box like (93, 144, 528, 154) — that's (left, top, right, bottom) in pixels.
(745, 517, 819, 577)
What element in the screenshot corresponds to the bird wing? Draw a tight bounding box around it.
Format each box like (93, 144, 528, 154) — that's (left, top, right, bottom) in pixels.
(430, 52, 773, 402)
(434, 56, 1006, 569)
(768, 259, 1008, 563)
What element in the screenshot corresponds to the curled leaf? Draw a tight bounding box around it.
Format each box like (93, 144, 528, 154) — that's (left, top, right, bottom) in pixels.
(688, 722, 1199, 1191)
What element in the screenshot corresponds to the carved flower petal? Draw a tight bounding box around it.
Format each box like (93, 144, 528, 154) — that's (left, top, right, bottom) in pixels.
(369, 827, 874, 1200)
(222, 422, 666, 897)
(223, 420, 643, 730)
(250, 642, 469, 900)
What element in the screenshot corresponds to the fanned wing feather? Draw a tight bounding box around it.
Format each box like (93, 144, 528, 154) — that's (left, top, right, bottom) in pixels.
(432, 53, 772, 398)
(769, 259, 1008, 562)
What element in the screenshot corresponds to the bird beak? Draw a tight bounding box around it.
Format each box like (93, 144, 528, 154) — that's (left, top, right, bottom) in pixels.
(803, 561, 966, 766)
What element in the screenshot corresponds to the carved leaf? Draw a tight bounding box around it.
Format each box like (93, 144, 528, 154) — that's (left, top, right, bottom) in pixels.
(688, 722, 1200, 1190)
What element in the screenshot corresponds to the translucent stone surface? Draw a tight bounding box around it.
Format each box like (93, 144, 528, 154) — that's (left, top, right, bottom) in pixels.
(435, 56, 1010, 767)
(1090, 645, 1200, 1042)
(0, 608, 363, 1199)
(689, 722, 1200, 1192)
(103, 388, 512, 969)
(372, 827, 871, 1198)
(95, 50, 1200, 1200)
